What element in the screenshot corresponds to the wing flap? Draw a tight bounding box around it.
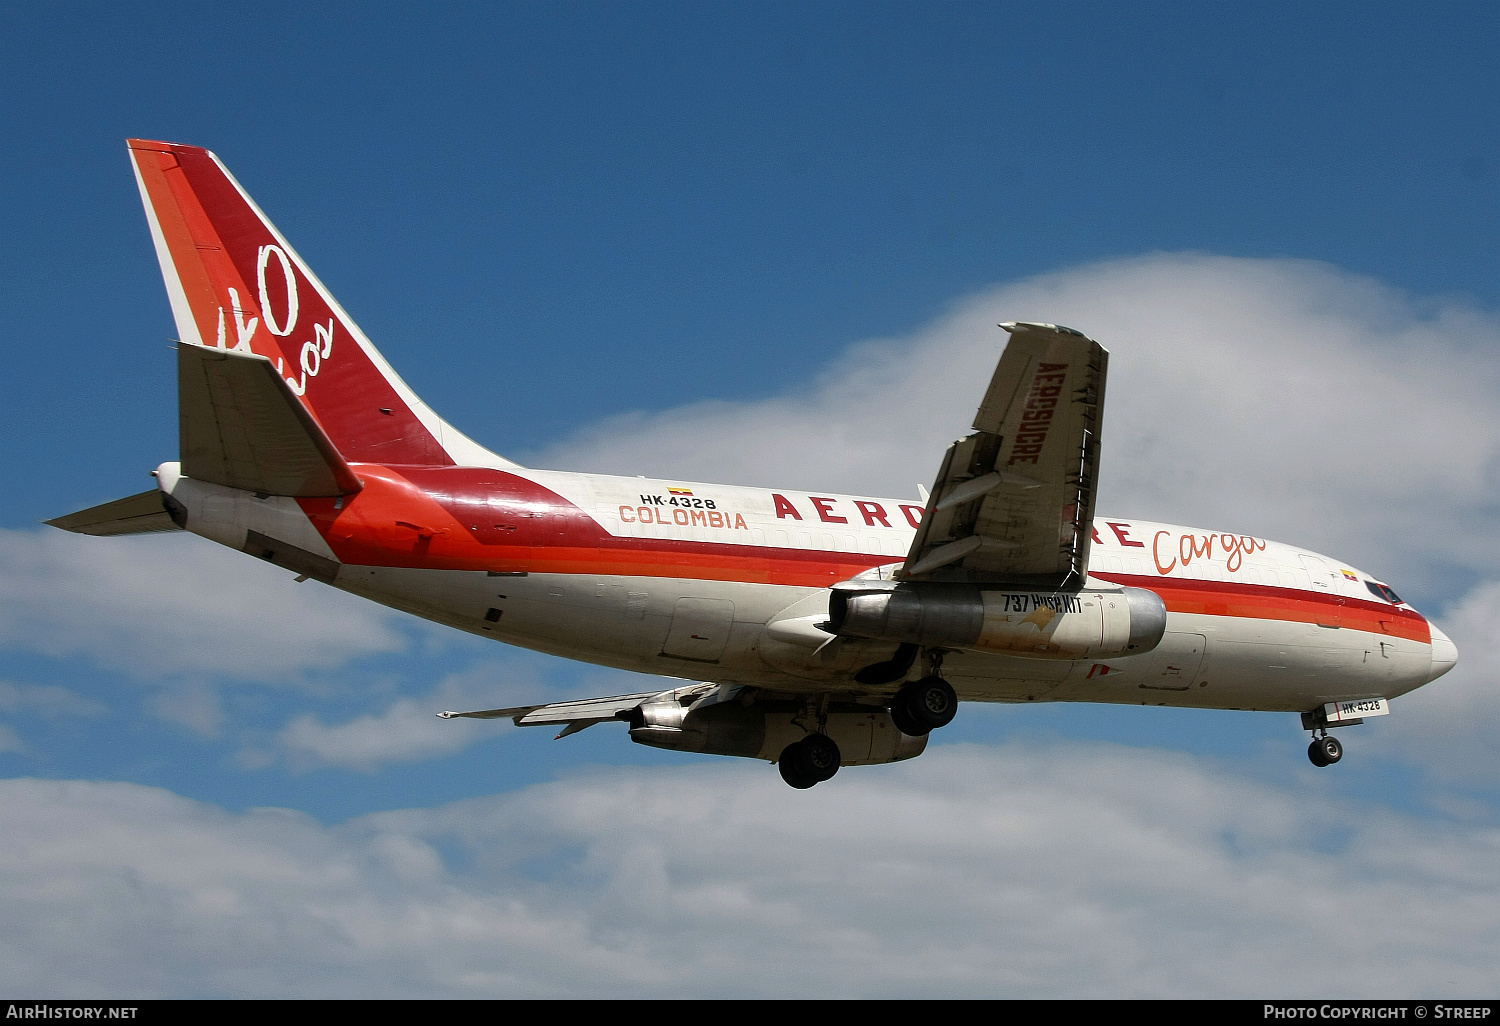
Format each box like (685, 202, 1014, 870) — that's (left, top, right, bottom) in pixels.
(46, 490, 182, 536)
(179, 342, 363, 497)
(902, 322, 1107, 585)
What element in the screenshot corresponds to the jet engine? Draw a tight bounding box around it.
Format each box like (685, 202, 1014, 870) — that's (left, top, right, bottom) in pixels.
(827, 580, 1167, 659)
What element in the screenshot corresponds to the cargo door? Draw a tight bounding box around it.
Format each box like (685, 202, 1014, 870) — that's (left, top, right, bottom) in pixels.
(662, 598, 736, 662)
(1136, 632, 1207, 692)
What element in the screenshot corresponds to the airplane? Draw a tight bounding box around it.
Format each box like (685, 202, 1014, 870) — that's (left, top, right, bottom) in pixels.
(48, 140, 1458, 788)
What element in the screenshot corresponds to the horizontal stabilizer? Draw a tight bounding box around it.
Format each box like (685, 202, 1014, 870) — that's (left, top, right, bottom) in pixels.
(46, 489, 182, 536)
(179, 343, 363, 497)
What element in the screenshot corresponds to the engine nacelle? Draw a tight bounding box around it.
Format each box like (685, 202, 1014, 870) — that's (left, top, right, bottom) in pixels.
(628, 693, 927, 766)
(827, 581, 1167, 660)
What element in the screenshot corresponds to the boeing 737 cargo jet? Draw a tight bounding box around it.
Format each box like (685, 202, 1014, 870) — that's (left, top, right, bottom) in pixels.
(49, 140, 1458, 787)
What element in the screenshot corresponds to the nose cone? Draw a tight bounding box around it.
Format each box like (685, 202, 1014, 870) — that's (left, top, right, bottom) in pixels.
(1428, 622, 1458, 682)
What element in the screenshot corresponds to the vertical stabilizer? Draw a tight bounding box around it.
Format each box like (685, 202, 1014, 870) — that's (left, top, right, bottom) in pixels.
(127, 139, 515, 470)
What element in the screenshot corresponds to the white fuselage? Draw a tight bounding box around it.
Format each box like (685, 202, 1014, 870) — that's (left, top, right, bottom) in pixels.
(156, 462, 1454, 714)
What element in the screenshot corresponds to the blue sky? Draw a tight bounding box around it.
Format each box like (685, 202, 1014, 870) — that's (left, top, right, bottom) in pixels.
(2, 2, 1499, 997)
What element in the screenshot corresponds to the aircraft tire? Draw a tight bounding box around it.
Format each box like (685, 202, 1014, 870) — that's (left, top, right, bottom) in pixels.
(888, 692, 928, 736)
(1319, 735, 1343, 764)
(1307, 736, 1345, 767)
(911, 676, 958, 731)
(889, 677, 958, 735)
(803, 733, 841, 781)
(778, 741, 819, 789)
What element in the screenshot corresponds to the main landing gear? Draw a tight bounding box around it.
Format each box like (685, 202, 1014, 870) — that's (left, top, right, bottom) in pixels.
(776, 654, 960, 790)
(889, 676, 958, 736)
(778, 733, 841, 789)
(889, 652, 959, 738)
(1307, 731, 1343, 768)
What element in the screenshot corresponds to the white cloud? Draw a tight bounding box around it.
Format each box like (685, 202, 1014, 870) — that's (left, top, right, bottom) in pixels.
(0, 682, 106, 753)
(1, 746, 1497, 997)
(1376, 577, 1500, 780)
(0, 681, 106, 718)
(536, 254, 1500, 601)
(276, 698, 489, 771)
(268, 659, 668, 771)
(148, 680, 226, 738)
(0, 529, 408, 679)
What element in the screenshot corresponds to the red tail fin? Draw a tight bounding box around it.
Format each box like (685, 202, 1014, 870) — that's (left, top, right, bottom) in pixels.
(128, 139, 512, 469)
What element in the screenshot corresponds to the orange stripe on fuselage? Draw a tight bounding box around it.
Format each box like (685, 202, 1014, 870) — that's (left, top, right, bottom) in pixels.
(1091, 572, 1431, 644)
(297, 465, 886, 587)
(297, 465, 1430, 642)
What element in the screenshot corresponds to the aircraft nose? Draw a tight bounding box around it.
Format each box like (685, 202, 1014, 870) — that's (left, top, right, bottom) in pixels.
(1427, 622, 1458, 682)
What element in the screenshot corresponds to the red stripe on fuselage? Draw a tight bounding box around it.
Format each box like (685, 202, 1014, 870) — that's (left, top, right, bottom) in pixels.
(298, 465, 885, 586)
(1091, 572, 1431, 644)
(298, 465, 1430, 642)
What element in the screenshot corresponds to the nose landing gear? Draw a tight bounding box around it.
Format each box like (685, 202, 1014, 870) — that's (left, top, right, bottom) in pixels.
(1307, 732, 1343, 767)
(1300, 706, 1363, 768)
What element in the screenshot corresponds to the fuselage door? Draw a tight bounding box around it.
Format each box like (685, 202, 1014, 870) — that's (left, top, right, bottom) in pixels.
(662, 598, 736, 663)
(1136, 632, 1207, 691)
(1298, 554, 1345, 628)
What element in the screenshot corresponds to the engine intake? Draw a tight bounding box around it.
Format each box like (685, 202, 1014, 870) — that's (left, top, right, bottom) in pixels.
(827, 581, 1166, 659)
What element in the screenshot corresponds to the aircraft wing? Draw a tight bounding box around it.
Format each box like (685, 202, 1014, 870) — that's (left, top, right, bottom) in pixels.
(439, 691, 665, 725)
(901, 322, 1107, 586)
(439, 689, 682, 738)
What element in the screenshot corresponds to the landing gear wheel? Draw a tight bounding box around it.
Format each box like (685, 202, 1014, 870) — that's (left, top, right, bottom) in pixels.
(778, 735, 841, 788)
(889, 696, 924, 736)
(1319, 735, 1343, 765)
(802, 733, 841, 782)
(890, 676, 958, 735)
(778, 753, 818, 789)
(1307, 735, 1343, 767)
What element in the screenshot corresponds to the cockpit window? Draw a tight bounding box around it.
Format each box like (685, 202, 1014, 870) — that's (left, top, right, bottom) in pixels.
(1365, 580, 1403, 604)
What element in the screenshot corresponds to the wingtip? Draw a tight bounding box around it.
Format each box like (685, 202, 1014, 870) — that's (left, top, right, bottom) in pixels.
(999, 321, 1088, 338)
